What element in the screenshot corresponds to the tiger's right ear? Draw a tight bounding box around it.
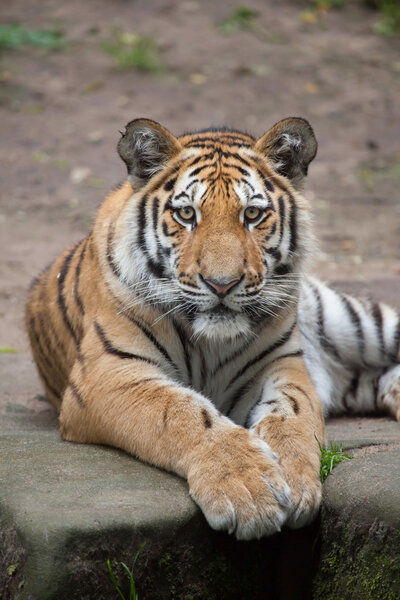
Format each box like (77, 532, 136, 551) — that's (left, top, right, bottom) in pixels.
(117, 119, 182, 188)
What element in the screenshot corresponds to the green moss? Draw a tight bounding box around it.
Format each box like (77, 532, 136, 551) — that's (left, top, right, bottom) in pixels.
(313, 533, 400, 599)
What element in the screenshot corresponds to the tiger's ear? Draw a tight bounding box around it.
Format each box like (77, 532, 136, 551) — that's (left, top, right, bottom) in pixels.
(255, 117, 317, 189)
(117, 119, 182, 188)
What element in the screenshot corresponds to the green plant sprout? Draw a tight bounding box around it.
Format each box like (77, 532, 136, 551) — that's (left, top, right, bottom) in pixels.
(107, 543, 145, 600)
(0, 24, 66, 50)
(317, 436, 352, 483)
(101, 31, 162, 71)
(218, 7, 259, 33)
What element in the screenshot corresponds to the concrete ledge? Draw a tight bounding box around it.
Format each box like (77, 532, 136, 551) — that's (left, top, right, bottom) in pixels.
(1, 355, 400, 599)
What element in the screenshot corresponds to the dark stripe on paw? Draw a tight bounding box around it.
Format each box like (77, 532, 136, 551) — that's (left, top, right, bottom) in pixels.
(201, 408, 212, 428)
(68, 381, 86, 408)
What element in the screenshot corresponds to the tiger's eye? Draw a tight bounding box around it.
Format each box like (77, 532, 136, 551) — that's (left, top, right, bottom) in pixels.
(244, 206, 262, 222)
(178, 206, 195, 221)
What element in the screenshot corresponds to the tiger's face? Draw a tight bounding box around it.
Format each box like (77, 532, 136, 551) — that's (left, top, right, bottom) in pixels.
(116, 118, 317, 341)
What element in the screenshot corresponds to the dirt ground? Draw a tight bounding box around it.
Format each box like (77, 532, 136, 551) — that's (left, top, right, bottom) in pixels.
(1, 0, 400, 353)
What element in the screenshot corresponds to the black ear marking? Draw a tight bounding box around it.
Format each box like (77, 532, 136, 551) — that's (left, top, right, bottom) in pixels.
(255, 117, 317, 189)
(117, 118, 181, 189)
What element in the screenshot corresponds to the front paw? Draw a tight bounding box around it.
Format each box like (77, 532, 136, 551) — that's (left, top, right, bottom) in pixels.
(284, 464, 322, 529)
(251, 422, 322, 529)
(187, 426, 291, 540)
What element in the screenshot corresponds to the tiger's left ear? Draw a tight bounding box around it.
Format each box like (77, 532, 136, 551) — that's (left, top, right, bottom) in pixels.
(255, 117, 317, 189)
(118, 118, 182, 188)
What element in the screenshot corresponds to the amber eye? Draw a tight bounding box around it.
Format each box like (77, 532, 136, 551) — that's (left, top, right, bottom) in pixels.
(176, 206, 195, 222)
(244, 206, 262, 222)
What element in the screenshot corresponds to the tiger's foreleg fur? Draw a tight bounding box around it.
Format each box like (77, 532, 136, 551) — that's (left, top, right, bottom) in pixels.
(59, 316, 292, 541)
(246, 350, 325, 529)
(299, 277, 400, 420)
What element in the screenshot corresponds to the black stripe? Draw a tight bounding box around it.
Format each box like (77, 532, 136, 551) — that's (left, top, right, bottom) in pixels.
(125, 314, 179, 373)
(164, 177, 177, 191)
(107, 222, 122, 279)
(37, 312, 67, 382)
(222, 163, 249, 177)
(94, 321, 158, 365)
(265, 247, 282, 262)
(115, 377, 164, 392)
(223, 152, 252, 166)
(57, 244, 81, 345)
(339, 293, 366, 359)
(288, 194, 297, 254)
(278, 196, 285, 243)
(29, 316, 61, 391)
(36, 360, 61, 401)
(68, 381, 86, 408)
(310, 282, 341, 360)
(201, 409, 212, 428)
(190, 163, 216, 177)
(283, 392, 299, 414)
(74, 239, 87, 315)
(210, 337, 253, 378)
(136, 194, 166, 278)
(371, 302, 385, 356)
(173, 320, 192, 384)
(152, 197, 160, 231)
(226, 320, 297, 390)
(186, 141, 252, 149)
(393, 315, 400, 361)
(257, 169, 275, 193)
(267, 350, 303, 367)
(186, 134, 253, 145)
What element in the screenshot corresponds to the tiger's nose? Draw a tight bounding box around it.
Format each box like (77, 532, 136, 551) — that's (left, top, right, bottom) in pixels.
(201, 276, 242, 298)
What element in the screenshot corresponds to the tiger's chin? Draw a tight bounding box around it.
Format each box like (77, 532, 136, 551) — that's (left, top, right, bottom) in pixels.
(192, 310, 252, 342)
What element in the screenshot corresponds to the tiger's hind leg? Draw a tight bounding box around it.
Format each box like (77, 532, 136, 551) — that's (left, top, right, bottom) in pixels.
(300, 277, 400, 420)
(378, 365, 400, 421)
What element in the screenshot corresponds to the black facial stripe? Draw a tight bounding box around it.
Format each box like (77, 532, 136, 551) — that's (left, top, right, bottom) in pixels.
(162, 220, 178, 237)
(288, 194, 297, 254)
(222, 163, 249, 177)
(190, 162, 217, 177)
(164, 177, 177, 191)
(257, 169, 275, 193)
(152, 197, 160, 231)
(278, 197, 285, 243)
(107, 222, 122, 279)
(265, 247, 282, 262)
(136, 194, 166, 278)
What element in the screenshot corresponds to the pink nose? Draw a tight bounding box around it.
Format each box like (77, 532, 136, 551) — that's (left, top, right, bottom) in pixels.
(203, 277, 241, 298)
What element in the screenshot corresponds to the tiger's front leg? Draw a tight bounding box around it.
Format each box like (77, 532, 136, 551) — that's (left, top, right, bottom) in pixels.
(248, 354, 325, 528)
(59, 321, 292, 540)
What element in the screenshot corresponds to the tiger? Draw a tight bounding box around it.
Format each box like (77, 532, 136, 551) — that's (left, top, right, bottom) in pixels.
(25, 117, 400, 541)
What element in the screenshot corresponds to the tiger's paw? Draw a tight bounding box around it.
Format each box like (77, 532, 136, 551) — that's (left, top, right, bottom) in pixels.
(283, 464, 322, 529)
(187, 427, 291, 540)
(378, 365, 400, 421)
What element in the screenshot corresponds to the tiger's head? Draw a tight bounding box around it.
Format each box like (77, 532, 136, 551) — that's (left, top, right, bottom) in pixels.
(114, 117, 317, 341)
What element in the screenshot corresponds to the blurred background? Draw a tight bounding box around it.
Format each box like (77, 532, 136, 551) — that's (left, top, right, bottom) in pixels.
(1, 0, 400, 352)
